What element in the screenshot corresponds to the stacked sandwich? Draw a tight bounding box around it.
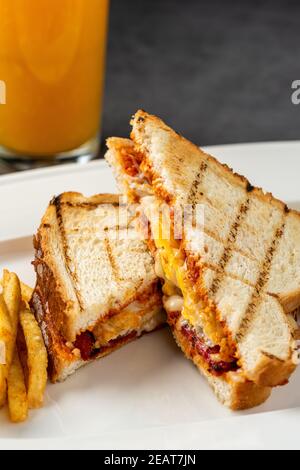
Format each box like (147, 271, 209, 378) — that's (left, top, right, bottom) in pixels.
(31, 111, 300, 410)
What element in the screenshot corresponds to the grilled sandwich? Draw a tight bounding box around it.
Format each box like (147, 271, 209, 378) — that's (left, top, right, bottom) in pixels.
(30, 192, 165, 382)
(105, 110, 300, 410)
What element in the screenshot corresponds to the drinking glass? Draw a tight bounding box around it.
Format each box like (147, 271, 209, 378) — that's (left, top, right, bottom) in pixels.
(0, 0, 109, 168)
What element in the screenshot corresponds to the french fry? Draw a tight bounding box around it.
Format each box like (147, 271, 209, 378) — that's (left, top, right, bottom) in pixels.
(2, 269, 10, 290)
(2, 271, 21, 333)
(20, 282, 33, 305)
(20, 309, 47, 409)
(7, 348, 28, 423)
(2, 271, 21, 371)
(0, 272, 32, 305)
(0, 271, 47, 423)
(0, 295, 13, 407)
(0, 367, 6, 408)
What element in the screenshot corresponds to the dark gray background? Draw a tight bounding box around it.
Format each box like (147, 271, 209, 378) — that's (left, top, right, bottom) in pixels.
(101, 0, 300, 148)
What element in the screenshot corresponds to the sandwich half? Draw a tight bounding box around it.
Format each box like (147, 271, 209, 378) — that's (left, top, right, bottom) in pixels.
(30, 192, 165, 382)
(105, 110, 300, 410)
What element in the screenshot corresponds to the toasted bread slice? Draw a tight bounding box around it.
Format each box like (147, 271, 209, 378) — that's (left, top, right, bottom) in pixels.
(105, 111, 299, 392)
(31, 192, 165, 382)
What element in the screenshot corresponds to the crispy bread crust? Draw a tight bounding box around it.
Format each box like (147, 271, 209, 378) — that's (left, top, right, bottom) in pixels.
(131, 110, 296, 214)
(245, 353, 296, 387)
(33, 224, 69, 341)
(31, 289, 76, 383)
(53, 192, 123, 207)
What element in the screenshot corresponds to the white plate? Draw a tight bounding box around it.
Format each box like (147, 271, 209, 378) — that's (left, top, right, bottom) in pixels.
(0, 142, 300, 450)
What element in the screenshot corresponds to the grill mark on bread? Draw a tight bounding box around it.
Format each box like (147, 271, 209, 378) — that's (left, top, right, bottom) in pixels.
(50, 196, 124, 210)
(54, 195, 84, 311)
(203, 227, 257, 262)
(209, 198, 250, 296)
(66, 225, 132, 235)
(246, 182, 254, 192)
(204, 263, 257, 289)
(236, 220, 286, 341)
(62, 201, 124, 209)
(261, 351, 285, 363)
(104, 236, 123, 282)
(187, 161, 208, 208)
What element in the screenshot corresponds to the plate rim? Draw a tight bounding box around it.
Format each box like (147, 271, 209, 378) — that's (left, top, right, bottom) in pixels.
(0, 159, 107, 186)
(1, 139, 300, 185)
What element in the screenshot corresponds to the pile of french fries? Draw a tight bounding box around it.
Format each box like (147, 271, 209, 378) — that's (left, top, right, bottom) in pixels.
(0, 270, 47, 423)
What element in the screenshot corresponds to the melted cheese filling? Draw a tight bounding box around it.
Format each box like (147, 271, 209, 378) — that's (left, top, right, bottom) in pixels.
(93, 303, 163, 347)
(154, 222, 236, 363)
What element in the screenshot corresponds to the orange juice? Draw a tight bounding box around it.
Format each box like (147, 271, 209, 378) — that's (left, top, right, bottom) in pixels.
(0, 0, 109, 157)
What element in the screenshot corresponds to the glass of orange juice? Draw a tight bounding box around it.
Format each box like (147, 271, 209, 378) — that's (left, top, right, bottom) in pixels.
(0, 0, 109, 166)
